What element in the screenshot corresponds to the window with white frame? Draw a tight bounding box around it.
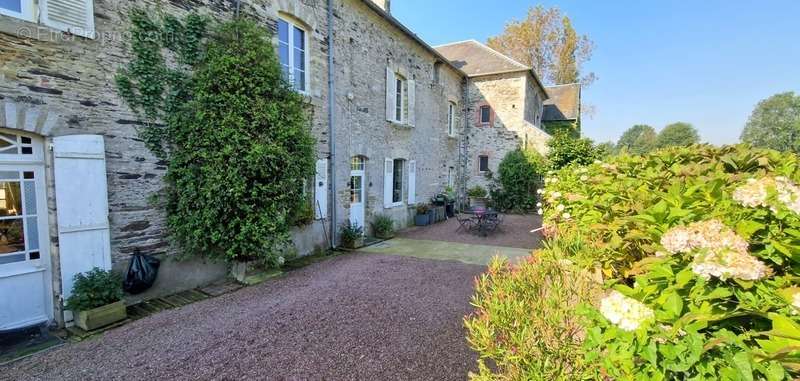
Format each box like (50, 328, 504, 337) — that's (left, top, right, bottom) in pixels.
(448, 102, 456, 136)
(392, 159, 404, 204)
(395, 74, 407, 122)
(278, 17, 307, 92)
(1, 0, 95, 38)
(386, 68, 415, 126)
(0, 0, 34, 21)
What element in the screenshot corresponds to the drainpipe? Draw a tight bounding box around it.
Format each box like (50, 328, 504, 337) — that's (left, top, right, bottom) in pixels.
(327, 0, 337, 248)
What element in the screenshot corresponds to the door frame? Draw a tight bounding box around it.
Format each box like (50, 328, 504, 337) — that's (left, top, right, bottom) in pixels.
(349, 156, 366, 232)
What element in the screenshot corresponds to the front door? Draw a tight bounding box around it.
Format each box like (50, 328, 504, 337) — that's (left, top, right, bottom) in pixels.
(0, 132, 52, 330)
(349, 157, 366, 231)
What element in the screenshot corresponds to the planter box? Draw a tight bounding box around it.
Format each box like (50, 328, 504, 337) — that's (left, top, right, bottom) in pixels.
(74, 301, 127, 331)
(375, 232, 394, 239)
(343, 236, 364, 249)
(414, 213, 430, 226)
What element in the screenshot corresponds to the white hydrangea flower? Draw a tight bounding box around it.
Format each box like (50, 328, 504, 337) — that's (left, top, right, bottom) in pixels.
(734, 176, 800, 214)
(550, 191, 562, 200)
(537, 208, 543, 216)
(733, 178, 770, 208)
(792, 292, 800, 310)
(556, 204, 566, 212)
(536, 202, 542, 207)
(599, 291, 654, 331)
(691, 249, 767, 281)
(277, 256, 285, 266)
(660, 227, 693, 254)
(536, 188, 544, 194)
(580, 175, 589, 181)
(562, 213, 571, 220)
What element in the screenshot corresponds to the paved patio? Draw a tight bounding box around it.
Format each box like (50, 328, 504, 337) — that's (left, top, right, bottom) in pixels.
(397, 213, 543, 249)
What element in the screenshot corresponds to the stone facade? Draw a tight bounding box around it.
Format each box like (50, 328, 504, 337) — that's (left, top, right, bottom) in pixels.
(0, 0, 549, 328)
(465, 71, 549, 190)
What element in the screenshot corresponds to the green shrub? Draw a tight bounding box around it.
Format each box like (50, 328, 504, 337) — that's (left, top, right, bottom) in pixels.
(372, 214, 394, 237)
(465, 254, 601, 380)
(546, 132, 603, 170)
(165, 20, 315, 263)
(467, 185, 488, 198)
(537, 145, 800, 379)
(65, 268, 124, 311)
(490, 148, 546, 212)
(340, 221, 364, 247)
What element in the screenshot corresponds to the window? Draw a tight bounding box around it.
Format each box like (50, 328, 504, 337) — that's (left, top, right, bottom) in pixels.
(480, 105, 491, 125)
(395, 75, 406, 122)
(0, 0, 34, 22)
(448, 167, 455, 188)
(0, 170, 41, 265)
(392, 159, 404, 203)
(479, 155, 489, 172)
(448, 102, 456, 136)
(278, 18, 307, 92)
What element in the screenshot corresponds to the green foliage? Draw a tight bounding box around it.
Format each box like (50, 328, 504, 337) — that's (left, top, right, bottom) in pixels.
(656, 122, 700, 148)
(465, 254, 602, 380)
(115, 9, 208, 158)
(490, 148, 547, 212)
(543, 120, 580, 138)
(65, 268, 124, 311)
(415, 203, 430, 215)
(339, 221, 364, 246)
(372, 214, 394, 237)
(538, 145, 800, 379)
(617, 124, 657, 155)
(546, 132, 602, 169)
(165, 20, 315, 263)
(741, 92, 800, 154)
(467, 185, 488, 198)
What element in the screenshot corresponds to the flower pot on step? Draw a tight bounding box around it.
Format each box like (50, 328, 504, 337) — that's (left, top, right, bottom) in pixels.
(74, 300, 127, 331)
(343, 236, 364, 249)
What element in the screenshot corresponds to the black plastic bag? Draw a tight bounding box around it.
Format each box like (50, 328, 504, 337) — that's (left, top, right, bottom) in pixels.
(123, 249, 160, 294)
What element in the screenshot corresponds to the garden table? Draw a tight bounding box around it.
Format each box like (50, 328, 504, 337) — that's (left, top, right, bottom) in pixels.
(464, 208, 499, 236)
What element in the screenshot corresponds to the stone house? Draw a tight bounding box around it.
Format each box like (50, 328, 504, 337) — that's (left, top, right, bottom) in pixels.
(0, 0, 551, 330)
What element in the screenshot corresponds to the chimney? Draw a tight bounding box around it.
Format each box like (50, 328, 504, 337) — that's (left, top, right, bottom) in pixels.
(371, 0, 391, 14)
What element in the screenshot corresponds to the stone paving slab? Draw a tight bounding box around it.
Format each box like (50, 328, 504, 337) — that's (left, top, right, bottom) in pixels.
(358, 238, 531, 266)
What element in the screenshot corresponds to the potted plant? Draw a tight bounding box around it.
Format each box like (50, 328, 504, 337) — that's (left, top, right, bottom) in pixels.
(372, 214, 395, 239)
(65, 267, 126, 331)
(340, 220, 364, 249)
(467, 185, 489, 208)
(415, 203, 431, 226)
(444, 186, 457, 217)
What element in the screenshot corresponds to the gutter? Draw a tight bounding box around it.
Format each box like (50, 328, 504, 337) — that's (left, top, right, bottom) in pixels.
(327, 0, 337, 248)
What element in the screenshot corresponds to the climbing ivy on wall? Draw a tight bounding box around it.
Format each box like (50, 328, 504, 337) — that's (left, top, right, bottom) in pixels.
(543, 120, 580, 139)
(115, 11, 316, 265)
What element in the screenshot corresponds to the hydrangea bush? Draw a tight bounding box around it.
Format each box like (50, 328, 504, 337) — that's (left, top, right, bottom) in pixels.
(538, 145, 800, 379)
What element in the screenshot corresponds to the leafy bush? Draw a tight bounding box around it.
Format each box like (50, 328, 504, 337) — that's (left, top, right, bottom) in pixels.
(339, 221, 364, 247)
(372, 214, 394, 237)
(546, 132, 603, 169)
(65, 268, 124, 311)
(489, 148, 546, 212)
(467, 185, 488, 198)
(465, 254, 601, 380)
(536, 145, 800, 379)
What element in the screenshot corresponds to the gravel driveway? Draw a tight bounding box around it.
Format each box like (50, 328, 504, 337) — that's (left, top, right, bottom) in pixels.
(1, 253, 482, 381)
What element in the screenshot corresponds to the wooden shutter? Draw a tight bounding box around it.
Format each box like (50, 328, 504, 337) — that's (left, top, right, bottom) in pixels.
(386, 67, 396, 122)
(408, 160, 416, 205)
(407, 80, 416, 127)
(41, 0, 95, 39)
(383, 158, 393, 208)
(53, 135, 111, 313)
(314, 159, 328, 219)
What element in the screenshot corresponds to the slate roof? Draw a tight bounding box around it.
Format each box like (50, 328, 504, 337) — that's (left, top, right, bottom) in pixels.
(542, 83, 581, 121)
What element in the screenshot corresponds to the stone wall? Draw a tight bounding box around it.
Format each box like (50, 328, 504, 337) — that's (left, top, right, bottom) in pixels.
(329, 0, 463, 234)
(465, 71, 549, 191)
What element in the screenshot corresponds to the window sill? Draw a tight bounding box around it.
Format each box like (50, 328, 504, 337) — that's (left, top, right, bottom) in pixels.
(388, 120, 413, 128)
(385, 202, 404, 209)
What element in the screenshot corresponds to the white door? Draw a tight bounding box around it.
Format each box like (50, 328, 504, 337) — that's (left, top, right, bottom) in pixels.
(349, 157, 365, 231)
(0, 131, 52, 330)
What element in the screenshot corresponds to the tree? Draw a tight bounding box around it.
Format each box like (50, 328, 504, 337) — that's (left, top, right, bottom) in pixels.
(547, 133, 602, 169)
(491, 148, 547, 212)
(487, 6, 596, 86)
(741, 92, 800, 154)
(617, 125, 657, 155)
(655, 122, 700, 148)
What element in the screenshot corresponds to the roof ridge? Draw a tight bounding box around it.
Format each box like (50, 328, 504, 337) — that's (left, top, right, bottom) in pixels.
(469, 40, 530, 70)
(432, 39, 481, 48)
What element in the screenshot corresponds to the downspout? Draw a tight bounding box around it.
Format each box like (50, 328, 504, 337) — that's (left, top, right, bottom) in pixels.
(327, 0, 337, 248)
(460, 76, 470, 210)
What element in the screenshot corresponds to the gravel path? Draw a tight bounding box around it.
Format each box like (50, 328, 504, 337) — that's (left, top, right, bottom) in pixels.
(1, 254, 482, 381)
(398, 214, 542, 249)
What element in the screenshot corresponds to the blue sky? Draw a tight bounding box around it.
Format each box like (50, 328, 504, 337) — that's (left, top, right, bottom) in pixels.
(392, 0, 800, 145)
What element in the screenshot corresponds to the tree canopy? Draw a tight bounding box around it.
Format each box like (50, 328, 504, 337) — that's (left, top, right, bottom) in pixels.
(617, 125, 657, 154)
(487, 6, 595, 86)
(741, 92, 800, 154)
(655, 122, 700, 148)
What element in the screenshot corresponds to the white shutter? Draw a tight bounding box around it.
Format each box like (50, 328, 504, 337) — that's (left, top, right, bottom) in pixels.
(384, 158, 394, 208)
(41, 0, 95, 39)
(53, 135, 111, 310)
(408, 160, 416, 205)
(314, 159, 328, 219)
(386, 67, 397, 122)
(407, 80, 416, 127)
